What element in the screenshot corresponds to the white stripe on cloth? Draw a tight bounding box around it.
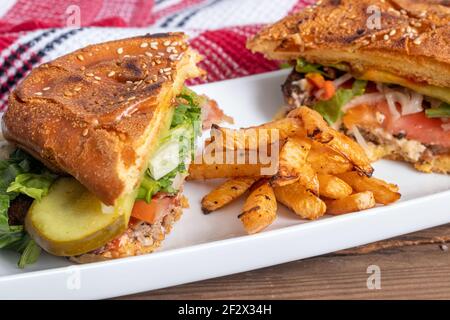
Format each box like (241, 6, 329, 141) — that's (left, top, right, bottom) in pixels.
(167, 0, 298, 29)
(41, 27, 202, 63)
(0, 0, 16, 17)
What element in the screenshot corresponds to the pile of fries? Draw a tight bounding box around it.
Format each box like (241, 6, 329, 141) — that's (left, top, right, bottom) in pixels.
(189, 107, 401, 234)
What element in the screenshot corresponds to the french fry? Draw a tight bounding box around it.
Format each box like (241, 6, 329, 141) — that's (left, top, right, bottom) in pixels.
(188, 163, 268, 180)
(288, 107, 373, 177)
(239, 181, 277, 234)
(272, 137, 318, 193)
(336, 172, 401, 205)
(287, 106, 334, 142)
(201, 178, 257, 213)
(274, 182, 326, 220)
(317, 174, 353, 200)
(325, 191, 376, 215)
(211, 117, 304, 150)
(307, 142, 353, 175)
(326, 130, 374, 177)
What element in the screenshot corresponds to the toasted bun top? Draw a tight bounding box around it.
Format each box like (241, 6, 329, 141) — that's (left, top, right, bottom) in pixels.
(247, 0, 450, 88)
(3, 33, 203, 205)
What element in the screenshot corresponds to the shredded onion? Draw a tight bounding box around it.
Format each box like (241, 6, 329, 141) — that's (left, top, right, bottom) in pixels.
(333, 73, 353, 88)
(350, 126, 369, 152)
(171, 172, 188, 191)
(342, 93, 386, 112)
(385, 92, 402, 120)
(402, 91, 423, 115)
(314, 88, 325, 100)
(442, 123, 450, 132)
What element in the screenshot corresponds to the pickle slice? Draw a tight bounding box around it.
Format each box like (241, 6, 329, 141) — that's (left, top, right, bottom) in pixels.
(25, 177, 135, 256)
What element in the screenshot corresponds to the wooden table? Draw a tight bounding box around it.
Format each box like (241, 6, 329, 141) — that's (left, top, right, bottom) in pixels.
(120, 224, 450, 300)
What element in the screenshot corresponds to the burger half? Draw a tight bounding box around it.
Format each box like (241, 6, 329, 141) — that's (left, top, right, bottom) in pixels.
(0, 33, 224, 266)
(248, 0, 450, 174)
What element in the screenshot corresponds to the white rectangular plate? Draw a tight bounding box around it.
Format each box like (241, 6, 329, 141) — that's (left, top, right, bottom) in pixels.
(1, 69, 449, 299)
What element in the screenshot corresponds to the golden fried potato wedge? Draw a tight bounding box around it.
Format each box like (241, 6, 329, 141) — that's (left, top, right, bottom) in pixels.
(211, 117, 304, 150)
(188, 163, 269, 180)
(325, 191, 376, 215)
(272, 137, 318, 192)
(239, 181, 277, 234)
(307, 142, 354, 175)
(201, 178, 257, 213)
(288, 107, 373, 177)
(287, 106, 334, 142)
(317, 174, 353, 200)
(274, 182, 326, 220)
(327, 130, 374, 177)
(336, 172, 401, 205)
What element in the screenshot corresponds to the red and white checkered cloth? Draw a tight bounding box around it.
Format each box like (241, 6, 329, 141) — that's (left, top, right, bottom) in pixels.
(0, 0, 314, 111)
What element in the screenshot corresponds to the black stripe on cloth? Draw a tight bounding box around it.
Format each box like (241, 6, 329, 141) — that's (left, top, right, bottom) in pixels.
(176, 0, 224, 27)
(0, 29, 57, 77)
(0, 28, 83, 98)
(159, 13, 180, 27)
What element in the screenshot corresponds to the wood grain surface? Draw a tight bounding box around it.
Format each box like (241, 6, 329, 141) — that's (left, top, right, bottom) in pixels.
(119, 224, 450, 300)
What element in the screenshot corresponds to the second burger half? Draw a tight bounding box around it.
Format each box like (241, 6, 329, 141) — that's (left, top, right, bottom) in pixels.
(248, 0, 450, 174)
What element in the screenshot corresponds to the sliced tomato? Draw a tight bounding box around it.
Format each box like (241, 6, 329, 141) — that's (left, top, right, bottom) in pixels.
(343, 104, 379, 130)
(131, 197, 173, 225)
(376, 101, 450, 148)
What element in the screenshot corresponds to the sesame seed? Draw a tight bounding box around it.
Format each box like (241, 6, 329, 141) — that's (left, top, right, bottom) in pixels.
(123, 55, 130, 58)
(152, 75, 157, 81)
(128, 96, 136, 101)
(140, 42, 148, 48)
(383, 34, 390, 41)
(82, 128, 89, 136)
(413, 37, 422, 45)
(419, 10, 427, 18)
(171, 41, 178, 46)
(77, 54, 84, 61)
(150, 42, 158, 49)
(169, 54, 179, 61)
(80, 66, 86, 71)
(117, 47, 124, 54)
(371, 34, 376, 42)
(163, 40, 171, 46)
(108, 71, 115, 77)
(86, 73, 94, 77)
(361, 40, 369, 46)
(74, 87, 81, 92)
(389, 29, 396, 36)
(126, 81, 133, 84)
(42, 87, 50, 91)
(34, 92, 43, 96)
(163, 67, 172, 72)
(145, 51, 153, 58)
(94, 76, 101, 81)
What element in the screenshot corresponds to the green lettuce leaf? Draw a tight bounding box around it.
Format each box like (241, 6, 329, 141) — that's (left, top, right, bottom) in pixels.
(7, 172, 56, 201)
(295, 58, 326, 76)
(0, 148, 55, 267)
(425, 103, 450, 118)
(313, 80, 368, 124)
(17, 237, 41, 269)
(138, 88, 202, 203)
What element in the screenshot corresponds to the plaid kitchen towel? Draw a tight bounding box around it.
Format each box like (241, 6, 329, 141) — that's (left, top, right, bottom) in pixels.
(0, 0, 315, 111)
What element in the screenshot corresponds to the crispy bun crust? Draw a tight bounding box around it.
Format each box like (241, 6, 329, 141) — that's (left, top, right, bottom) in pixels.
(247, 0, 450, 88)
(3, 33, 202, 205)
